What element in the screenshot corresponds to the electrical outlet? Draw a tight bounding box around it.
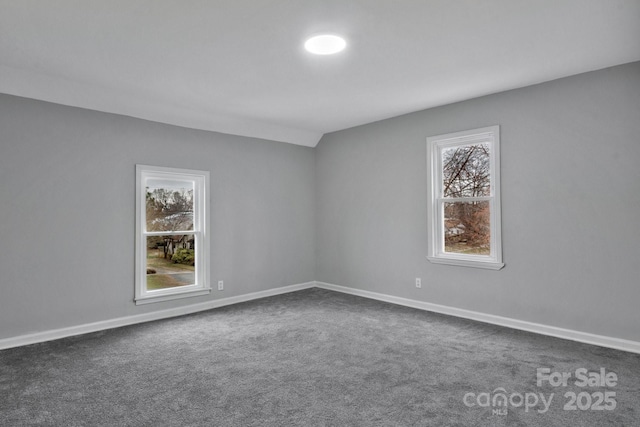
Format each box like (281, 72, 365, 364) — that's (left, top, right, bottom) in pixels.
(415, 278, 421, 288)
(218, 280, 224, 291)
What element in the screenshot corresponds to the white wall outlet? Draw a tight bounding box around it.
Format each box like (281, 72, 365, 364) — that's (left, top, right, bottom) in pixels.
(415, 278, 422, 288)
(218, 280, 224, 291)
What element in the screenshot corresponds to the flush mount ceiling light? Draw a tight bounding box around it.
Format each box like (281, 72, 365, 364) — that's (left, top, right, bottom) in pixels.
(304, 34, 347, 55)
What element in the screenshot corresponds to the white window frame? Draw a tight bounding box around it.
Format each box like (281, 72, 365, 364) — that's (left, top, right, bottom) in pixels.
(135, 165, 211, 304)
(426, 126, 504, 270)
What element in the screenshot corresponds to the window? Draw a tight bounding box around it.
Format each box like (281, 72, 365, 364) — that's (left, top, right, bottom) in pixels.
(426, 126, 504, 270)
(135, 165, 210, 304)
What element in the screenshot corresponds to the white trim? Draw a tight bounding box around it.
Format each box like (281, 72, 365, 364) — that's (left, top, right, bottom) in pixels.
(426, 256, 504, 270)
(314, 281, 640, 355)
(134, 287, 212, 305)
(136, 164, 211, 304)
(0, 282, 315, 351)
(3, 280, 638, 355)
(426, 125, 503, 269)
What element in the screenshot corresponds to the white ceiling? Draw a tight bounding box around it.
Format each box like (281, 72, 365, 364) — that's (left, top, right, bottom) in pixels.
(1, 1, 639, 147)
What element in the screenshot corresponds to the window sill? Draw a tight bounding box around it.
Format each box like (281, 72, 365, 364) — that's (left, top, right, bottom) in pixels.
(427, 256, 504, 270)
(135, 287, 211, 305)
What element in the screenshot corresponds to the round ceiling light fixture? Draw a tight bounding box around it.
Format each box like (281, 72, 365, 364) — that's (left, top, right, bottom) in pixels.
(304, 34, 347, 55)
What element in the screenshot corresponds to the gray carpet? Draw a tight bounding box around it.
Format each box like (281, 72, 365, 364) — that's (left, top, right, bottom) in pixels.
(1, 288, 639, 426)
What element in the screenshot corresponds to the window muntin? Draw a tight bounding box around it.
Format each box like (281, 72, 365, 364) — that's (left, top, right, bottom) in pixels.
(136, 165, 210, 304)
(427, 126, 504, 269)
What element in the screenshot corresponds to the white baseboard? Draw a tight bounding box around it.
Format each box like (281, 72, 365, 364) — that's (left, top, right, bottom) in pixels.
(315, 281, 640, 355)
(0, 281, 316, 351)
(3, 280, 639, 355)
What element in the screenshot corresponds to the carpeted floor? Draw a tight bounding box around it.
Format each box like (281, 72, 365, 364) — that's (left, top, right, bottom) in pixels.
(1, 288, 639, 426)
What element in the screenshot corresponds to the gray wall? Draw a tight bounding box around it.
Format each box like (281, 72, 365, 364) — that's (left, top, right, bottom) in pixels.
(316, 62, 640, 342)
(0, 95, 316, 339)
(2, 62, 639, 344)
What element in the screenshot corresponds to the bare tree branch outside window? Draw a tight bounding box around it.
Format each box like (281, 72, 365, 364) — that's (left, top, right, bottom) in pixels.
(441, 143, 491, 254)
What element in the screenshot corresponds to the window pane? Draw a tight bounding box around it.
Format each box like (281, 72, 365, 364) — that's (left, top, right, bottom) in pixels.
(145, 179, 194, 231)
(444, 201, 490, 255)
(146, 235, 196, 290)
(442, 143, 490, 197)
